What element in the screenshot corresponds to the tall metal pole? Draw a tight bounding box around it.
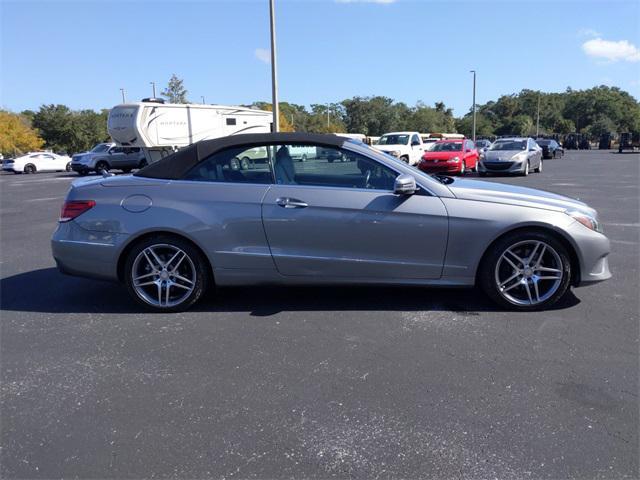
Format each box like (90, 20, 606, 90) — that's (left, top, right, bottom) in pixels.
(120, 88, 126, 103)
(536, 94, 541, 137)
(150, 82, 156, 98)
(327, 103, 330, 128)
(470, 70, 476, 143)
(269, 0, 279, 132)
(201, 96, 206, 104)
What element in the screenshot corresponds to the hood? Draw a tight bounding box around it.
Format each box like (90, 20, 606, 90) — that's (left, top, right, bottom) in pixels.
(484, 150, 523, 161)
(373, 144, 406, 152)
(423, 150, 462, 160)
(447, 178, 594, 215)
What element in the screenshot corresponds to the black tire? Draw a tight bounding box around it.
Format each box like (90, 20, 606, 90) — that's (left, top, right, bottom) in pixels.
(400, 156, 409, 164)
(24, 164, 36, 174)
(66, 162, 72, 172)
(240, 158, 250, 170)
(478, 230, 572, 311)
(123, 235, 210, 312)
(479, 172, 487, 177)
(95, 161, 109, 173)
(138, 159, 148, 169)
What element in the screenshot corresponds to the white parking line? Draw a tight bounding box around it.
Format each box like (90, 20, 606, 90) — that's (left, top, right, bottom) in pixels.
(25, 196, 63, 202)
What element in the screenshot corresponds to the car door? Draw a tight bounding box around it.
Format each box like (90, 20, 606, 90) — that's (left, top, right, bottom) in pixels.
(40, 154, 60, 172)
(261, 143, 449, 279)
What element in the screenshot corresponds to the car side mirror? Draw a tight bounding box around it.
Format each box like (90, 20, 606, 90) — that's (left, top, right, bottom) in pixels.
(394, 174, 417, 195)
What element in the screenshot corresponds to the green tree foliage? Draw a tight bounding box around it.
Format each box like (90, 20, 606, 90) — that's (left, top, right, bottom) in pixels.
(31, 104, 109, 154)
(161, 74, 188, 104)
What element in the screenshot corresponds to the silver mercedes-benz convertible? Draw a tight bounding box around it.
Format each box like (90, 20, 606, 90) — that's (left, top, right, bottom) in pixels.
(51, 133, 611, 312)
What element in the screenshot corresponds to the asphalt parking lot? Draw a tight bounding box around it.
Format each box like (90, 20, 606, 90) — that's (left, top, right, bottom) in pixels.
(1, 150, 638, 479)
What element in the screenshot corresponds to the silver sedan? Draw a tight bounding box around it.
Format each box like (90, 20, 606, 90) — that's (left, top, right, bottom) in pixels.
(479, 137, 543, 176)
(51, 133, 611, 312)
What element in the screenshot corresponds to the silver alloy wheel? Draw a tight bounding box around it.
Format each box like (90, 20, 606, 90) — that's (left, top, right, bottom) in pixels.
(494, 240, 563, 306)
(131, 244, 196, 308)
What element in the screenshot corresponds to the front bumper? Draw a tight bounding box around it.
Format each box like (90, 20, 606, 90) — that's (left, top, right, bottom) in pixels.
(71, 163, 92, 173)
(478, 160, 525, 174)
(566, 221, 612, 286)
(418, 162, 462, 174)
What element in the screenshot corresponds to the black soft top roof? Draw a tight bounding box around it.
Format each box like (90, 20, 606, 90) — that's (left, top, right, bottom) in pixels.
(135, 132, 348, 180)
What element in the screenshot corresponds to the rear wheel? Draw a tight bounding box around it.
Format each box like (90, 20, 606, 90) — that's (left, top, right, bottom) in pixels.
(24, 164, 36, 174)
(124, 235, 210, 312)
(65, 162, 72, 172)
(479, 231, 572, 311)
(535, 159, 543, 173)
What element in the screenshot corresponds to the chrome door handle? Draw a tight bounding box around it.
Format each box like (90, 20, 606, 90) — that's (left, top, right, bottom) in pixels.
(276, 197, 308, 209)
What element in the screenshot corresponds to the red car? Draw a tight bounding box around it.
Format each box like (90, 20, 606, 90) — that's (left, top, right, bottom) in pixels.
(418, 139, 479, 175)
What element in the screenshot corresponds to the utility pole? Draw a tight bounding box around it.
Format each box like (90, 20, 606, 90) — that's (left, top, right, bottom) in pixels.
(120, 88, 126, 103)
(470, 70, 476, 143)
(269, 0, 279, 132)
(327, 103, 330, 128)
(536, 94, 541, 137)
(201, 96, 206, 104)
(150, 81, 156, 98)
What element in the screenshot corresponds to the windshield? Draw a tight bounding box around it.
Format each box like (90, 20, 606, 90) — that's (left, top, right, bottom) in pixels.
(378, 134, 409, 145)
(90, 144, 111, 153)
(431, 142, 462, 152)
(536, 140, 551, 145)
(489, 140, 526, 151)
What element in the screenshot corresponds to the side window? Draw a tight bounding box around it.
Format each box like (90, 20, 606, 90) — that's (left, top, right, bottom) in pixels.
(411, 134, 420, 146)
(183, 145, 272, 184)
(273, 144, 397, 191)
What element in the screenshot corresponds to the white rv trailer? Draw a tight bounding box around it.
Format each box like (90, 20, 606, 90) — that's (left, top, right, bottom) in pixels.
(107, 100, 273, 163)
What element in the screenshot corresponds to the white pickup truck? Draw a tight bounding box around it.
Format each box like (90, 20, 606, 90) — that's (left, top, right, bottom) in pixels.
(372, 131, 426, 166)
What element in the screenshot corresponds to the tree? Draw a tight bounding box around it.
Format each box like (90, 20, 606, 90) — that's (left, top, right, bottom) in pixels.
(0, 111, 44, 155)
(256, 103, 295, 132)
(32, 105, 109, 154)
(161, 74, 188, 103)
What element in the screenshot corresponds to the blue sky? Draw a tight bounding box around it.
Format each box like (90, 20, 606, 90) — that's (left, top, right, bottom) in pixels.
(1, 0, 639, 116)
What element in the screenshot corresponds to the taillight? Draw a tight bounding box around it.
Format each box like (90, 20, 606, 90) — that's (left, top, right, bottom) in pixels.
(59, 200, 95, 222)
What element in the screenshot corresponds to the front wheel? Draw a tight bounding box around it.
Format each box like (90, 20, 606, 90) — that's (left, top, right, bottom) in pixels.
(66, 162, 72, 172)
(95, 161, 109, 174)
(535, 159, 543, 173)
(521, 161, 530, 176)
(124, 236, 210, 312)
(459, 161, 466, 175)
(478, 231, 572, 311)
(24, 164, 36, 174)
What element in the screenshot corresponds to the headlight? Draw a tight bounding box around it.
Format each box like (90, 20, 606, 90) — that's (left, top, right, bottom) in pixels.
(447, 156, 460, 163)
(512, 152, 527, 161)
(566, 210, 602, 233)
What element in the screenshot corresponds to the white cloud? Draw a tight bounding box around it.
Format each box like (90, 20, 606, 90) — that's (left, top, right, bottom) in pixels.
(582, 38, 640, 63)
(577, 28, 601, 38)
(335, 0, 397, 4)
(254, 48, 271, 64)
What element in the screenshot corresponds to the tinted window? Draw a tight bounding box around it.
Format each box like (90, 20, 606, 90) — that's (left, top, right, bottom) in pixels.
(411, 134, 420, 145)
(273, 144, 397, 191)
(379, 134, 409, 145)
(490, 141, 526, 151)
(431, 142, 463, 152)
(226, 118, 237, 126)
(183, 146, 273, 184)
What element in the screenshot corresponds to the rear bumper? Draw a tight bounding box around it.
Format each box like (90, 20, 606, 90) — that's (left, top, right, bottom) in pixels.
(51, 221, 129, 281)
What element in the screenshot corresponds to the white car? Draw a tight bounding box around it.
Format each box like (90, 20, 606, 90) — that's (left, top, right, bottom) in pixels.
(373, 131, 426, 166)
(2, 152, 72, 174)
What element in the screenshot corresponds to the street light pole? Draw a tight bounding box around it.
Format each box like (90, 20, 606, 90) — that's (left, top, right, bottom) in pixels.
(150, 81, 156, 98)
(470, 70, 476, 143)
(536, 94, 541, 137)
(201, 96, 206, 104)
(120, 88, 126, 103)
(269, 0, 279, 132)
(327, 103, 330, 128)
